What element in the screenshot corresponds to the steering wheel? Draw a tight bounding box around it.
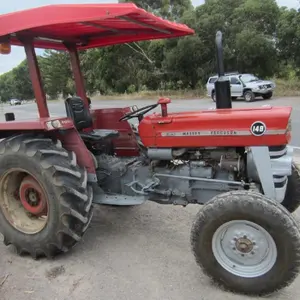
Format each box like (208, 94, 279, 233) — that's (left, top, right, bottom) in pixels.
(119, 104, 158, 121)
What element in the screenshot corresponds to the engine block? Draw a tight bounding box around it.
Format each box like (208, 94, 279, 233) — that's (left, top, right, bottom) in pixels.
(96, 148, 244, 206)
(95, 143, 293, 206)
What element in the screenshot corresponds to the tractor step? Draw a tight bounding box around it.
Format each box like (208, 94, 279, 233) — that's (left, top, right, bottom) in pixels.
(91, 182, 146, 206)
(92, 193, 146, 206)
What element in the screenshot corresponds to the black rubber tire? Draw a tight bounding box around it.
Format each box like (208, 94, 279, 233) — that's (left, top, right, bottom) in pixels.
(231, 97, 237, 100)
(281, 163, 300, 213)
(0, 134, 93, 258)
(243, 90, 255, 102)
(191, 190, 300, 296)
(211, 90, 216, 102)
(262, 92, 273, 100)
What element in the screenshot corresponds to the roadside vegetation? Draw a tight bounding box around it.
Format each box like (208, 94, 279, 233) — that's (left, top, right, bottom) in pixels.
(1, 0, 300, 101)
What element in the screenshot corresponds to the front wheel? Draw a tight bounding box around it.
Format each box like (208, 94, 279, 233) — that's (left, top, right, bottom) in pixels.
(243, 90, 255, 102)
(191, 190, 300, 296)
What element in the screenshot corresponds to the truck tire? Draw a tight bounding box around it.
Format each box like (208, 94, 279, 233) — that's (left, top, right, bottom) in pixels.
(191, 190, 300, 296)
(281, 163, 300, 213)
(262, 92, 273, 100)
(0, 134, 93, 259)
(211, 90, 216, 102)
(243, 90, 255, 102)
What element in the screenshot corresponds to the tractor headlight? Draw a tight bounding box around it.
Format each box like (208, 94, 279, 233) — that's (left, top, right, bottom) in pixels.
(46, 120, 62, 130)
(52, 120, 62, 128)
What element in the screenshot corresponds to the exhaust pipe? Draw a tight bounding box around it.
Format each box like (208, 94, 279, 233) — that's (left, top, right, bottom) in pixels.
(214, 31, 232, 109)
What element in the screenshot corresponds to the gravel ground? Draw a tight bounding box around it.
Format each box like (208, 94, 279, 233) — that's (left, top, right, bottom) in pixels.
(0, 96, 300, 300)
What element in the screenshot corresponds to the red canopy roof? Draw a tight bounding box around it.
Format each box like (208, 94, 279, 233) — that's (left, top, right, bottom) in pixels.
(0, 3, 194, 50)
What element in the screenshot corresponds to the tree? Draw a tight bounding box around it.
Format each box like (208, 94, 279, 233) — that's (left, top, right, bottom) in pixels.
(119, 0, 193, 20)
(0, 72, 15, 102)
(39, 50, 73, 99)
(1, 0, 300, 98)
(11, 60, 34, 100)
(276, 8, 300, 76)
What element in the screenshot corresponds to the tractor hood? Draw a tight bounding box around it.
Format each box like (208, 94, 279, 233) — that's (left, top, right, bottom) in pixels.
(138, 106, 292, 148)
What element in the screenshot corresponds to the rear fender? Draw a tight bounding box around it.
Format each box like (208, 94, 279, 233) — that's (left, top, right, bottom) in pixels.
(53, 128, 97, 182)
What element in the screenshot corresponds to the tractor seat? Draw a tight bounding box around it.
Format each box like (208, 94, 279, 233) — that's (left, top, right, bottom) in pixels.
(64, 96, 119, 141)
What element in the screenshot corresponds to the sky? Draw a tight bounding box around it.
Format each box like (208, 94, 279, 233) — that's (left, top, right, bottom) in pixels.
(0, 0, 299, 74)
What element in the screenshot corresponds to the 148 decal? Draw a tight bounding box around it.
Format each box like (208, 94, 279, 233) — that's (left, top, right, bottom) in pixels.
(250, 121, 266, 136)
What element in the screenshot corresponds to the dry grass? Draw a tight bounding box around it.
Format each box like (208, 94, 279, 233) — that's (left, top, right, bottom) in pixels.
(50, 78, 299, 101)
(91, 89, 206, 101)
(272, 78, 300, 97)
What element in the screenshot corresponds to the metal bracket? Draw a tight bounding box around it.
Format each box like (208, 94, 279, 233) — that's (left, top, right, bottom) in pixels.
(249, 146, 276, 200)
(126, 177, 160, 195)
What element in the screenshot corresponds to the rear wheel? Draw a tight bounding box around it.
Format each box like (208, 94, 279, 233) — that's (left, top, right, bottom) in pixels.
(0, 134, 93, 258)
(191, 190, 300, 296)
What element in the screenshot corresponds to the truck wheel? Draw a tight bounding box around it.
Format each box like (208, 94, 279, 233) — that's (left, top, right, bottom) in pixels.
(281, 163, 300, 213)
(243, 90, 255, 102)
(0, 134, 93, 258)
(211, 91, 216, 102)
(191, 190, 300, 296)
(262, 92, 273, 100)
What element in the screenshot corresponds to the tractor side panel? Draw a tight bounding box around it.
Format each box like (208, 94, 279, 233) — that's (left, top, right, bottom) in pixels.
(139, 106, 292, 147)
(91, 107, 139, 156)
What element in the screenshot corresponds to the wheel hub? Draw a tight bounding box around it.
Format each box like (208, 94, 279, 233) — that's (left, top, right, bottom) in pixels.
(19, 176, 47, 216)
(235, 237, 254, 253)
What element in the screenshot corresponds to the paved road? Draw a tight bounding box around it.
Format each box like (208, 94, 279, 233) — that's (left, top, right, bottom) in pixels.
(1, 96, 300, 300)
(2, 96, 300, 146)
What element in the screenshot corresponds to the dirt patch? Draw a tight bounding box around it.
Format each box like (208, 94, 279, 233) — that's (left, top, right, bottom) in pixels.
(45, 265, 65, 279)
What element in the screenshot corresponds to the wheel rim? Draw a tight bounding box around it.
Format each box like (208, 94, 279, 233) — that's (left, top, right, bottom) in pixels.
(212, 220, 277, 278)
(244, 93, 252, 101)
(0, 170, 48, 234)
(19, 176, 47, 216)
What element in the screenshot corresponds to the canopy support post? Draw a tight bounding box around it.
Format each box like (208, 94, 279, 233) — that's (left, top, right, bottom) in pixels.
(21, 37, 50, 118)
(65, 43, 89, 107)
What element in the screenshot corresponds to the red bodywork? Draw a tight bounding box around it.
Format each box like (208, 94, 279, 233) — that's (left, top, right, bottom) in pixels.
(0, 3, 194, 174)
(0, 3, 194, 50)
(0, 117, 74, 132)
(91, 107, 139, 156)
(139, 104, 292, 147)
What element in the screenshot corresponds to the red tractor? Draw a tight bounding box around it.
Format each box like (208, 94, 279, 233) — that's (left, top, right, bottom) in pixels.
(0, 3, 300, 297)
